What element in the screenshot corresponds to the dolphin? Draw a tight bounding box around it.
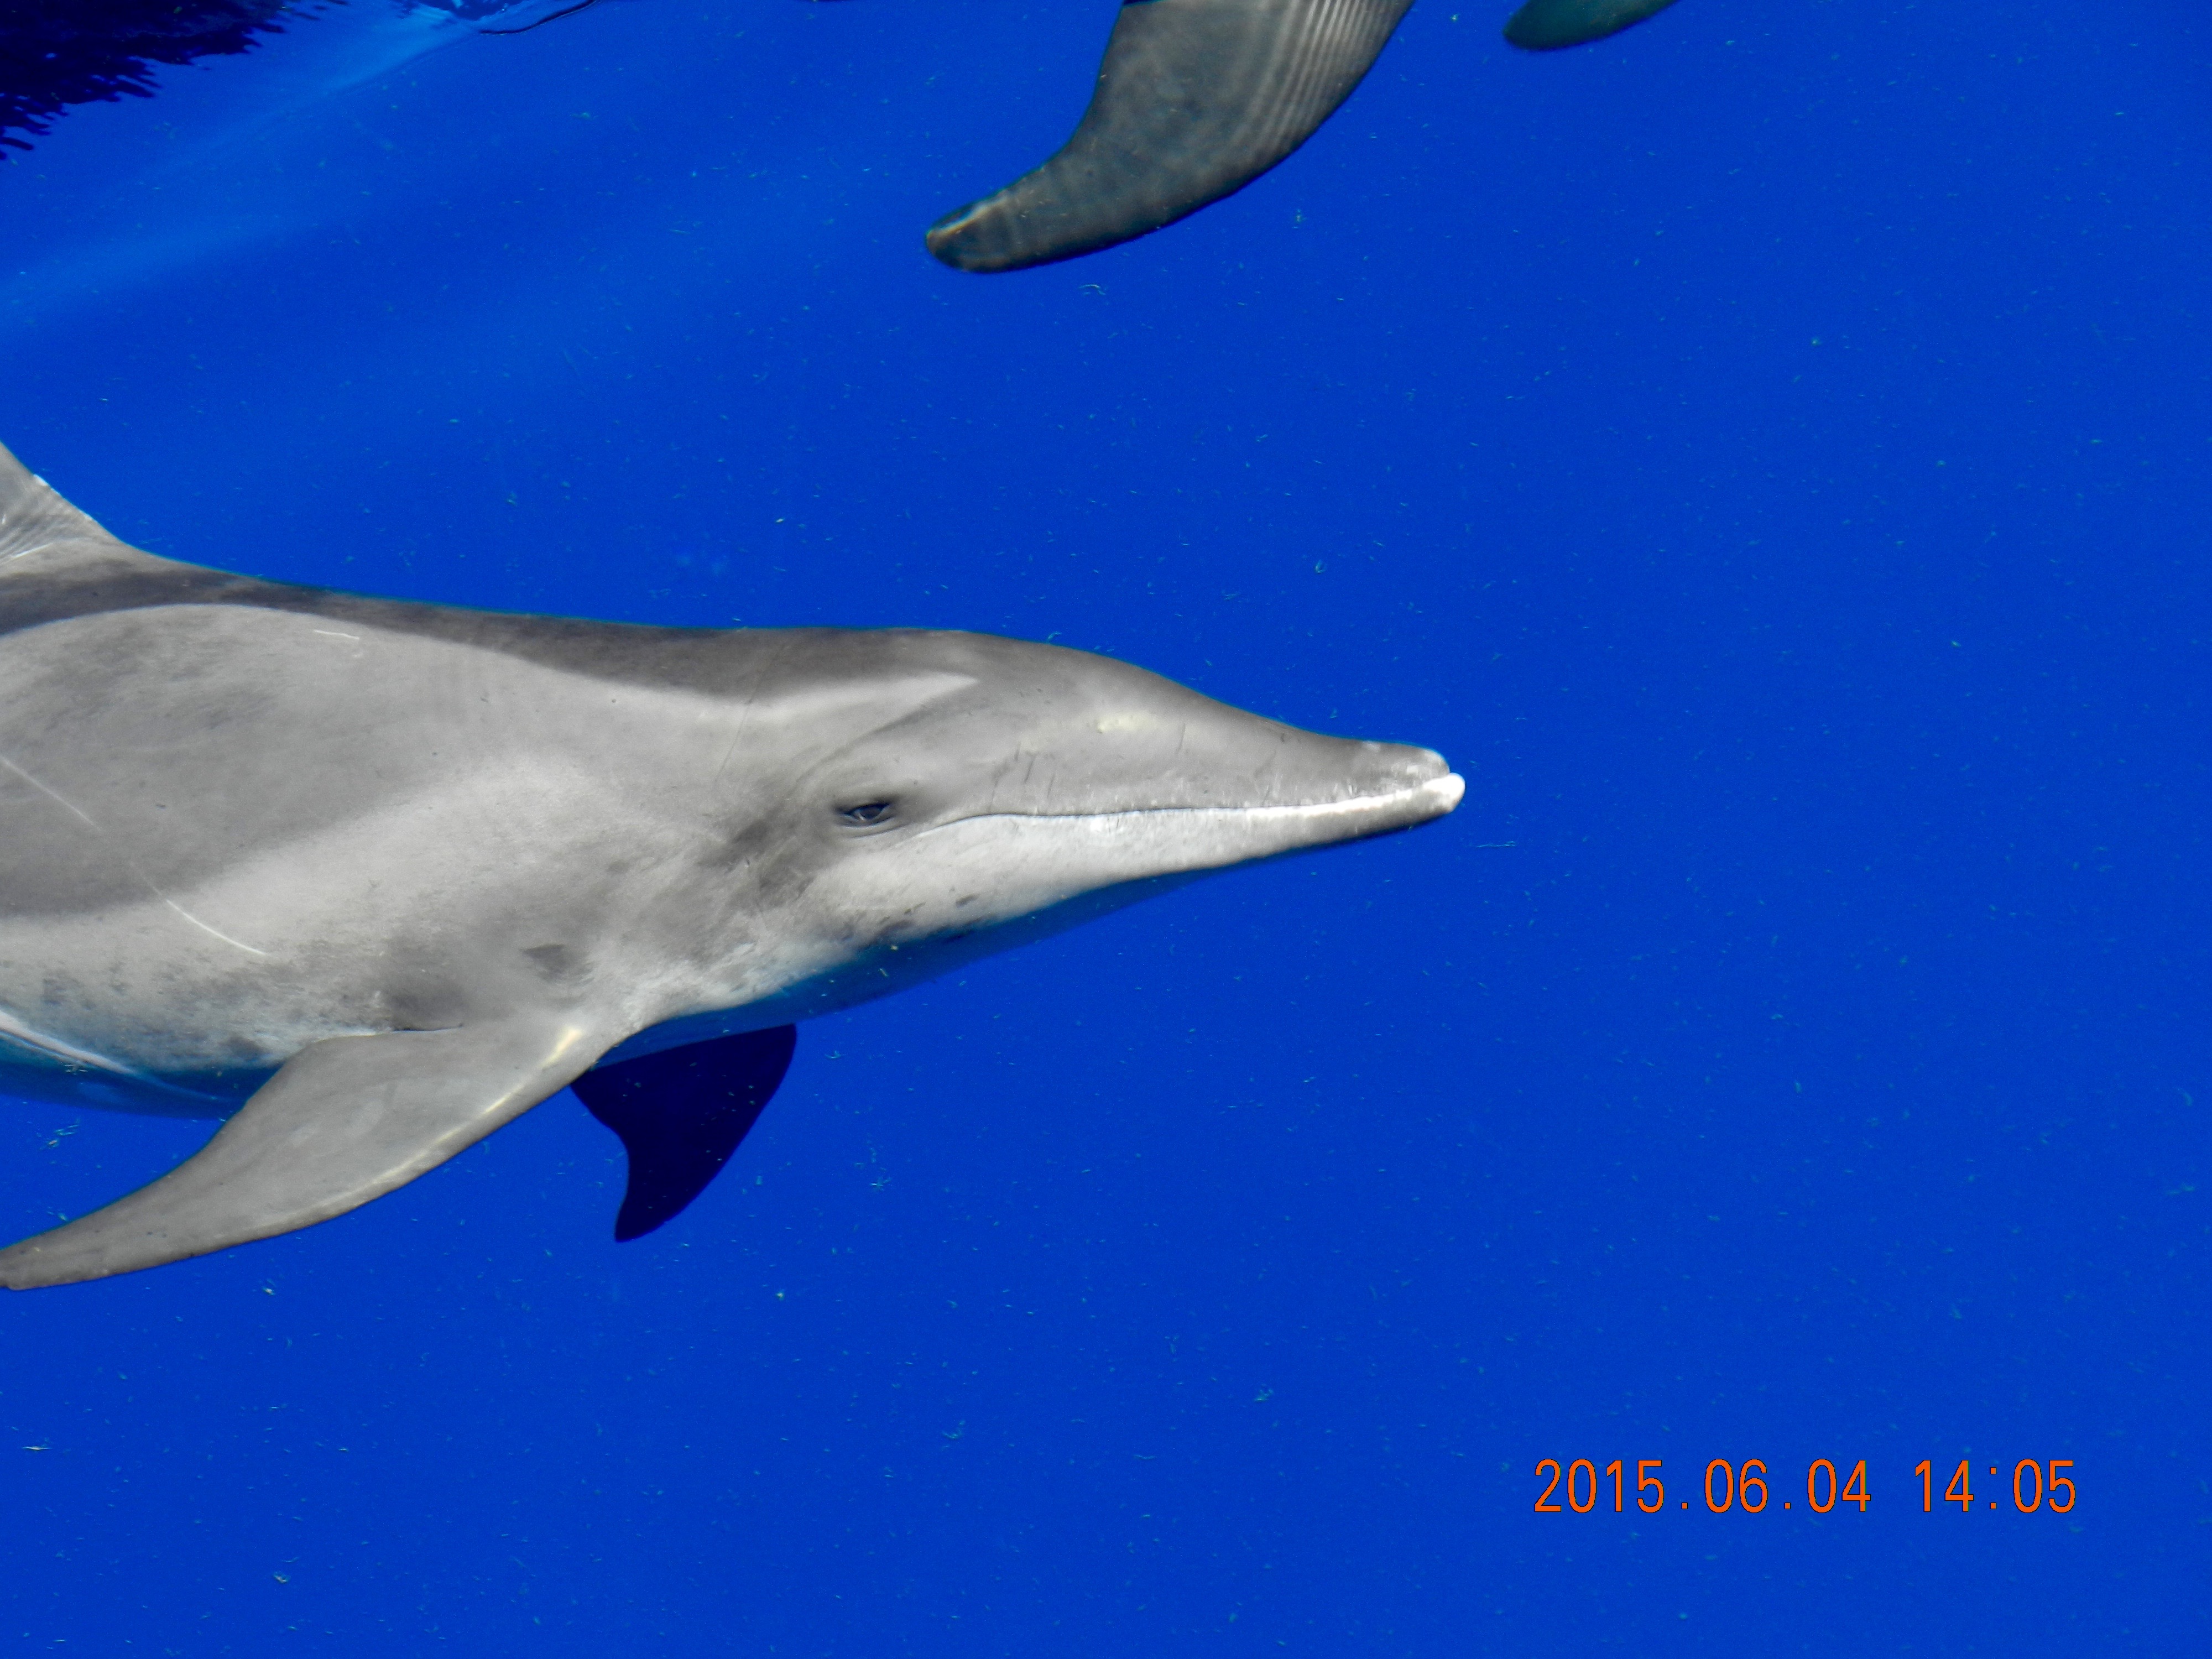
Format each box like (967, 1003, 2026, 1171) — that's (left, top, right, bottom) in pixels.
(8, 1, 1681, 275)
(924, 0, 1688, 272)
(926, 0, 1418, 272)
(1501, 0, 1681, 53)
(7, 0, 1415, 269)
(0, 443, 1462, 1287)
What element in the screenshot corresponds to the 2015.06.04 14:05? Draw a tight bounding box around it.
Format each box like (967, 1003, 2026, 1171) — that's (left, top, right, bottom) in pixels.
(1532, 1459, 2077, 1515)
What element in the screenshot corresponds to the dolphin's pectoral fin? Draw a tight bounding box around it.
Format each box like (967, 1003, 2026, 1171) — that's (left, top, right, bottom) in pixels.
(572, 1026, 797, 1242)
(1502, 0, 1681, 51)
(0, 1017, 603, 1290)
(926, 0, 1416, 273)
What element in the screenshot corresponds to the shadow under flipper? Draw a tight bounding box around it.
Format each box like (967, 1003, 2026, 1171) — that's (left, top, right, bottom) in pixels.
(926, 0, 1415, 273)
(572, 1025, 798, 1242)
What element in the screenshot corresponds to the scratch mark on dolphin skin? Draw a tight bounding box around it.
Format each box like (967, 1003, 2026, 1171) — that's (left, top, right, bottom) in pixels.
(0, 750, 100, 828)
(0, 1005, 137, 1076)
(160, 899, 270, 958)
(2, 750, 269, 956)
(710, 636, 784, 792)
(311, 629, 361, 643)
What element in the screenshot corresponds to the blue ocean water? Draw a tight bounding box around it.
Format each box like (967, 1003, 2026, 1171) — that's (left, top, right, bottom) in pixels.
(0, 0, 2205, 1648)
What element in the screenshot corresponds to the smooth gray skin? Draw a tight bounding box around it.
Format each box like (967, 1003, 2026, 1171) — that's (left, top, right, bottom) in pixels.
(0, 443, 1461, 1287)
(1503, 0, 1681, 51)
(927, 0, 1415, 273)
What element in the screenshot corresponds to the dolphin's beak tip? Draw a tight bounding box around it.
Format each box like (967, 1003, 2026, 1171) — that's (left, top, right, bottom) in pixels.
(1428, 773, 1466, 817)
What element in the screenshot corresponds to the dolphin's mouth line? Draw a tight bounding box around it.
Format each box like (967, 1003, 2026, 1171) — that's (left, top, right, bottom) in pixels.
(928, 773, 1465, 834)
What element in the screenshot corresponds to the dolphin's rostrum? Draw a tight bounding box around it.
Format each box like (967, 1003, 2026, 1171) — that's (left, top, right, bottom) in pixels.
(0, 443, 1460, 1287)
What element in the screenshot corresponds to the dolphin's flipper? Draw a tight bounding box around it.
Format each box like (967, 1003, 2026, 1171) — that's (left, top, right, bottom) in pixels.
(1502, 0, 1681, 51)
(0, 1018, 602, 1289)
(926, 0, 1416, 273)
(572, 1026, 798, 1241)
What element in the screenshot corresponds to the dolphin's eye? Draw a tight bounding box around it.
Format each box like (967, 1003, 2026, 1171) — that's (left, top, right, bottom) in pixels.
(837, 801, 895, 827)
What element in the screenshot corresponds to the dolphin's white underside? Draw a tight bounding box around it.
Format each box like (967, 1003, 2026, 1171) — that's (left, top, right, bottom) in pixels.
(0, 766, 1461, 1100)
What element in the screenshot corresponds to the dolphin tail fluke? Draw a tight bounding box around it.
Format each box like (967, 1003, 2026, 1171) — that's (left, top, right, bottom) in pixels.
(0, 441, 121, 561)
(925, 0, 1416, 273)
(0, 1017, 603, 1289)
(572, 1026, 797, 1241)
(1501, 0, 1682, 52)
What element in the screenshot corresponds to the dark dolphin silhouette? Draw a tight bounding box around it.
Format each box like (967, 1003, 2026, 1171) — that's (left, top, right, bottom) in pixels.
(0, 0, 571, 150)
(0, 0, 294, 149)
(1502, 0, 1681, 53)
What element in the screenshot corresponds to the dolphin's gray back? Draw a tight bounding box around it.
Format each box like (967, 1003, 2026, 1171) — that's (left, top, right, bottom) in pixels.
(0, 443, 845, 702)
(0, 445, 717, 687)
